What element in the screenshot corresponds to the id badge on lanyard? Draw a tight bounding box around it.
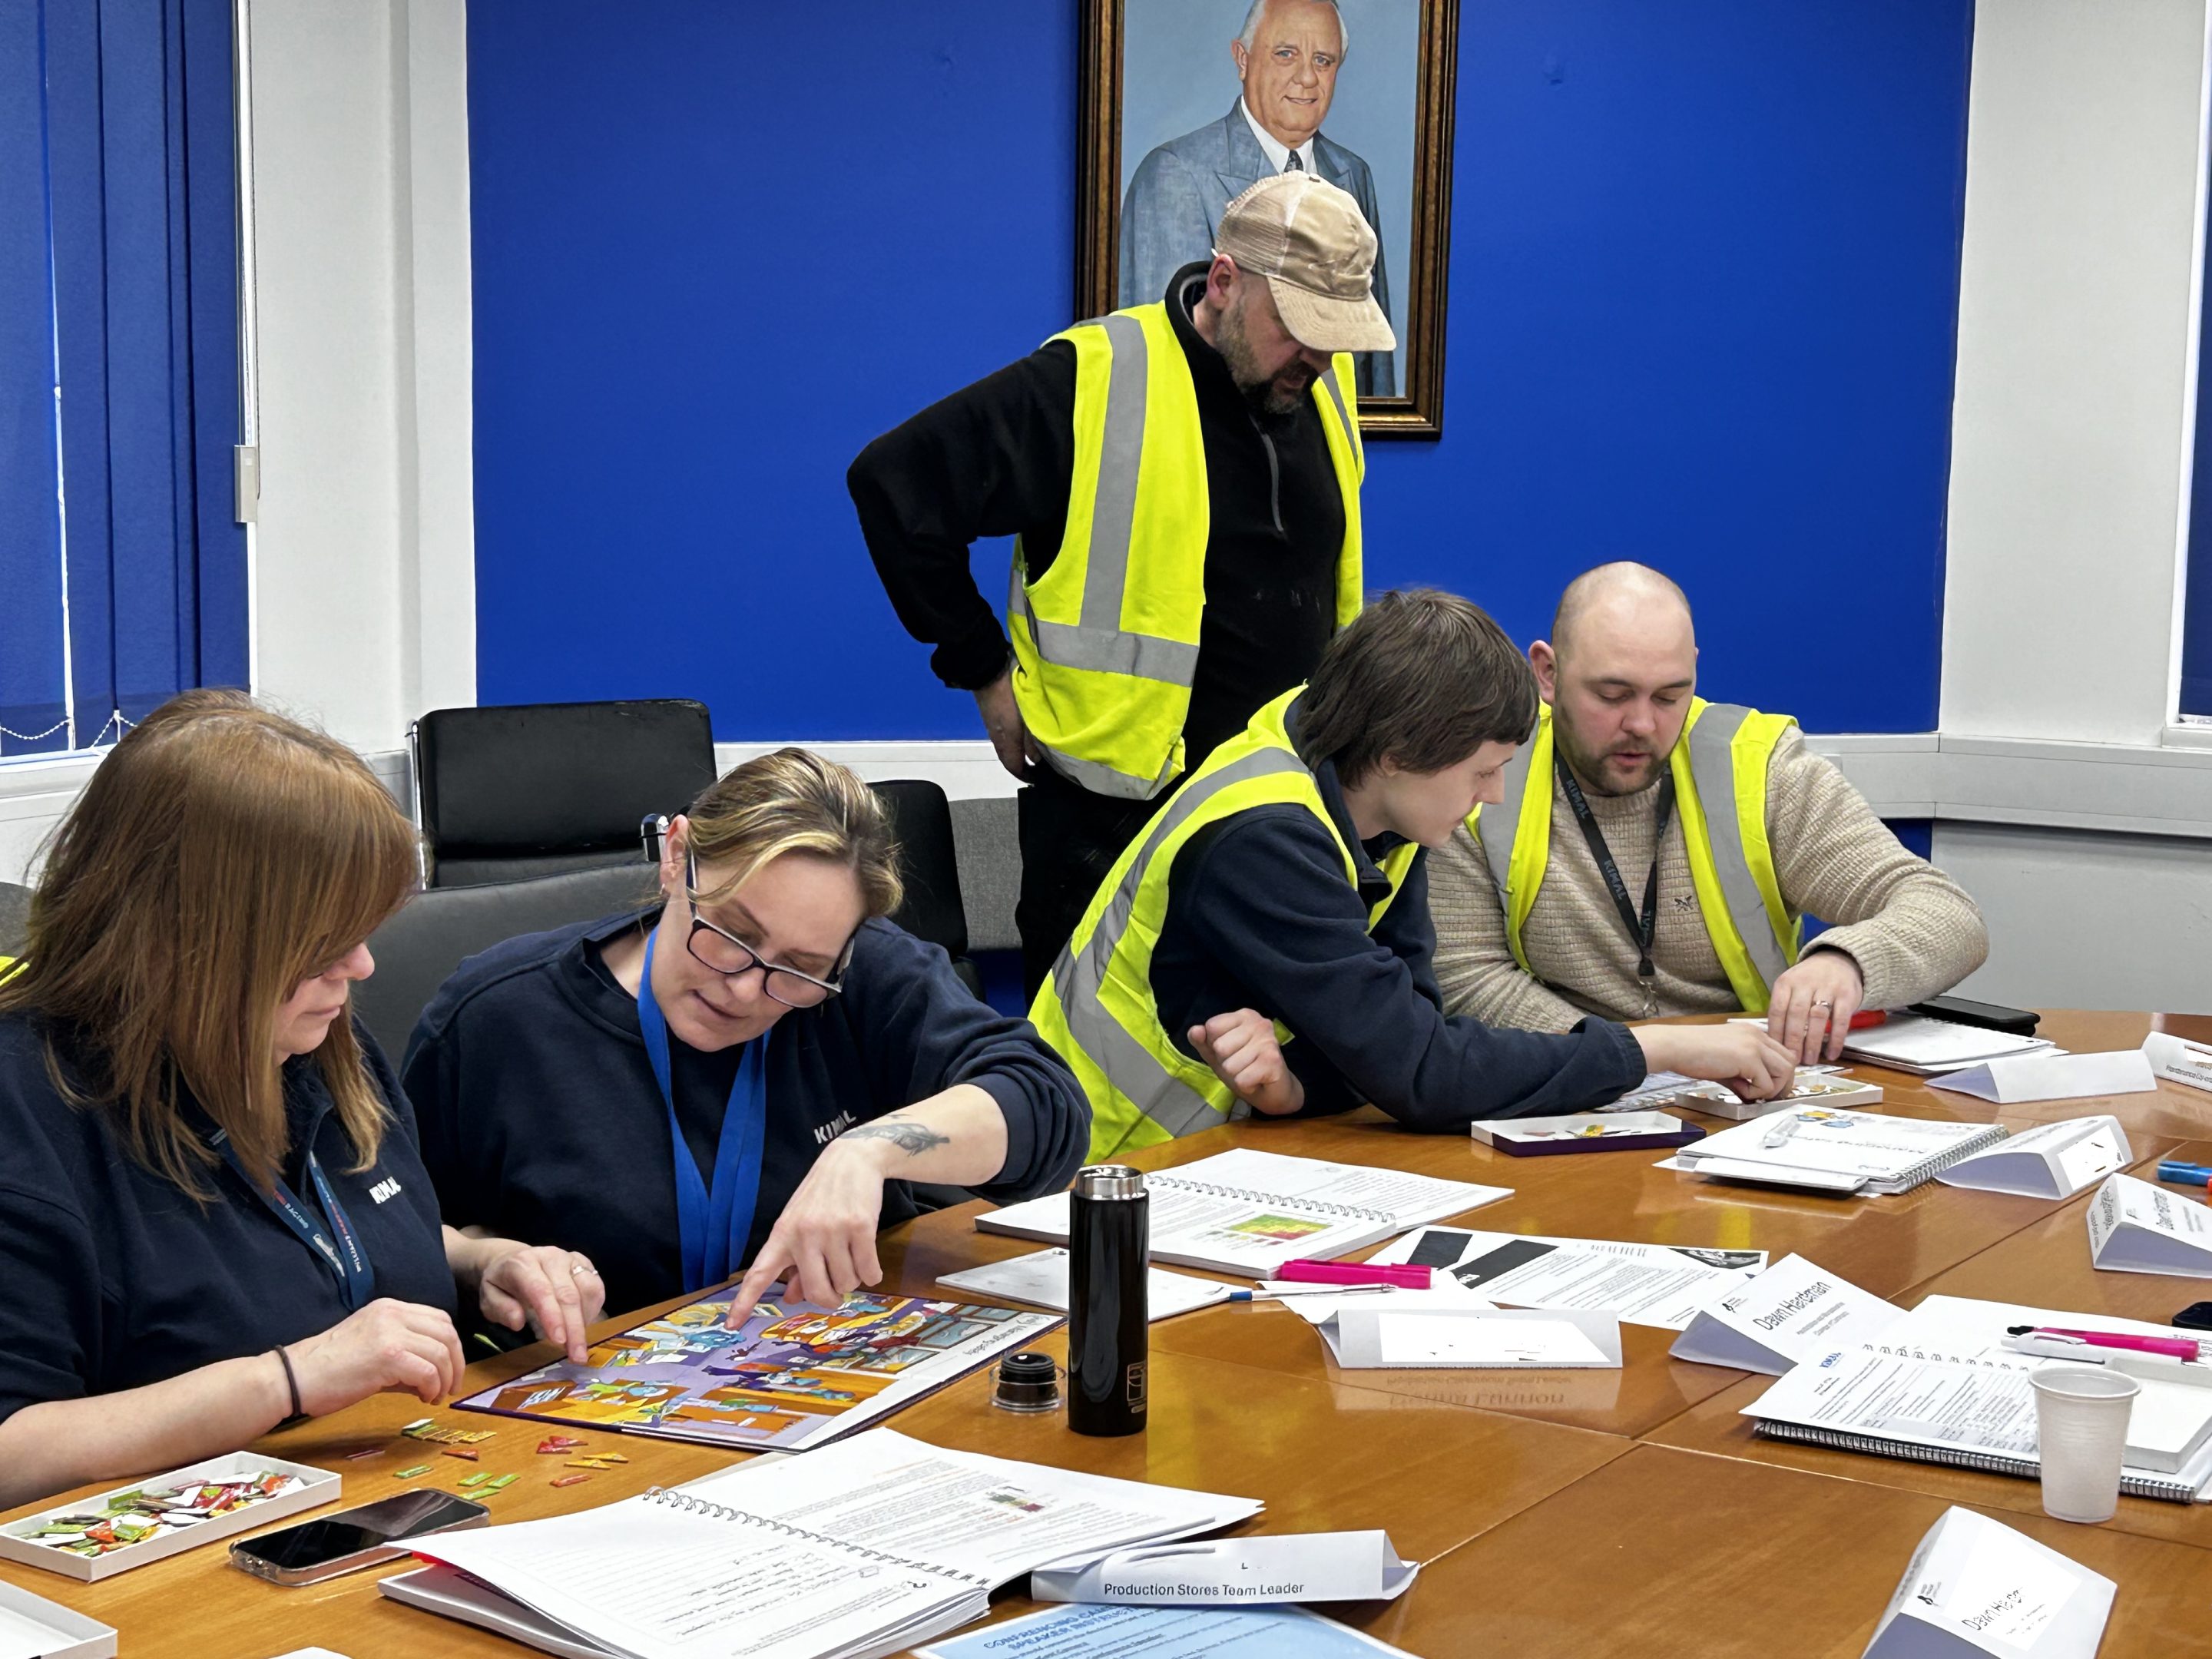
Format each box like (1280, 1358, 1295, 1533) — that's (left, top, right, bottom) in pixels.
(637, 931, 772, 1293)
(214, 1111, 377, 1311)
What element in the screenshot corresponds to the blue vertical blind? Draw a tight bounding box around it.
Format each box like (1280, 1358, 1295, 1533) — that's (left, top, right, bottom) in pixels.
(0, 0, 244, 759)
(2187, 234, 2212, 717)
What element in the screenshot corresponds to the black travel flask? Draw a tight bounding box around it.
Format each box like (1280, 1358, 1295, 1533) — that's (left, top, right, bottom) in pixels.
(1067, 1164, 1148, 1435)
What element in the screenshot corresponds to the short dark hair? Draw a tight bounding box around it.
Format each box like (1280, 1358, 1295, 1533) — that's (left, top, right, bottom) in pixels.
(1296, 588, 1539, 787)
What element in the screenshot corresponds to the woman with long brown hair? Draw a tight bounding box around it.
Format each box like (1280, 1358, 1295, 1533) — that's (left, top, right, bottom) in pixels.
(404, 748, 1088, 1331)
(0, 692, 603, 1508)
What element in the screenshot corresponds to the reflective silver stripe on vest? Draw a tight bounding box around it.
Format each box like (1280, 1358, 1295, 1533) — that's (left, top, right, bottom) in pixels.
(1682, 704, 1788, 991)
(1015, 313, 1201, 693)
(1051, 745, 1312, 1141)
(1316, 364, 1356, 473)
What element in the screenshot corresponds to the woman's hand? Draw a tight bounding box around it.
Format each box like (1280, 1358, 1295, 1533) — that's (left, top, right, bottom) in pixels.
(1634, 1022, 1797, 1102)
(283, 1299, 467, 1416)
(445, 1230, 604, 1363)
(724, 1137, 891, 1327)
(1189, 1008, 1305, 1116)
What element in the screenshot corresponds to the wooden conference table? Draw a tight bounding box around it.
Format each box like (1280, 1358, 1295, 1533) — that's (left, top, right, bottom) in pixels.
(7, 1010, 2210, 1657)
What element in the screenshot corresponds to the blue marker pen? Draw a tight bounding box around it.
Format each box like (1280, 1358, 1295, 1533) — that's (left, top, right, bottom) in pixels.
(2157, 1161, 2212, 1188)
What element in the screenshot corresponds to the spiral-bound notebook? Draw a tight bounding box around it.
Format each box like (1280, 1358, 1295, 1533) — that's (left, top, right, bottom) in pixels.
(1743, 1326, 2212, 1505)
(385, 1427, 1261, 1659)
(975, 1148, 1511, 1276)
(1669, 1110, 2008, 1196)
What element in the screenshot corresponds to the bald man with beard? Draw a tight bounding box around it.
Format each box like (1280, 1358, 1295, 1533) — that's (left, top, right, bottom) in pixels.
(1426, 564, 1989, 1063)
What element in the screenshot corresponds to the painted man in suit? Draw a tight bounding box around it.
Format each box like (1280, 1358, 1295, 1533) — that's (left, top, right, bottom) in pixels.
(1121, 0, 1395, 396)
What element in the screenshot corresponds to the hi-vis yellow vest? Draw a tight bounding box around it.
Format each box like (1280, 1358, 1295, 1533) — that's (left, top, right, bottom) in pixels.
(1469, 700, 1802, 1013)
(1007, 304, 1366, 801)
(1031, 688, 1419, 1161)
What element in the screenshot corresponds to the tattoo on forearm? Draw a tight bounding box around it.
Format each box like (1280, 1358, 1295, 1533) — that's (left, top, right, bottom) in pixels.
(840, 1118, 950, 1157)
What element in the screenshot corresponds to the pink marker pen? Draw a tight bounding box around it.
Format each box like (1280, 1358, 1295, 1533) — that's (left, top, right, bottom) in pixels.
(2011, 1325, 2204, 1362)
(1277, 1259, 1434, 1290)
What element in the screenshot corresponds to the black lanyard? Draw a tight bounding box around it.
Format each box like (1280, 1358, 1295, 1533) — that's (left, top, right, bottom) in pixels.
(211, 1110, 376, 1312)
(1557, 757, 1677, 995)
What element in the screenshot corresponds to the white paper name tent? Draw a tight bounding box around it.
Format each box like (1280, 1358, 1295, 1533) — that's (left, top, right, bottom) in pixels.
(1860, 1506, 2114, 1659)
(1031, 1532, 1417, 1606)
(1933, 1117, 2131, 1200)
(936, 1250, 1231, 1322)
(915, 1604, 1421, 1659)
(2087, 1171, 2212, 1276)
(1927, 1051, 2156, 1107)
(1668, 1110, 2007, 1196)
(1842, 1015, 2055, 1076)
(975, 1147, 1508, 1276)
(1366, 1225, 1764, 1330)
(1326, 1306, 1624, 1369)
(2144, 1030, 2212, 1093)
(1668, 1253, 1902, 1375)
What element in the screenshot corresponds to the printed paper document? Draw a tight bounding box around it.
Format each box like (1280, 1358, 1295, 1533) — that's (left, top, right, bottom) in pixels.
(1368, 1225, 1764, 1330)
(1668, 1253, 1901, 1375)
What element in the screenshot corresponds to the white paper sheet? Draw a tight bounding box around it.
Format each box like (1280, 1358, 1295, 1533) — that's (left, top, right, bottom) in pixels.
(679, 1428, 1262, 1587)
(1375, 1311, 1608, 1366)
(1367, 1225, 1765, 1330)
(916, 1604, 1419, 1659)
(937, 1250, 1231, 1322)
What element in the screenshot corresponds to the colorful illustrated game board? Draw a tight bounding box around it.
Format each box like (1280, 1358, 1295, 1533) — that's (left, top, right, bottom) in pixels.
(454, 1286, 1057, 1452)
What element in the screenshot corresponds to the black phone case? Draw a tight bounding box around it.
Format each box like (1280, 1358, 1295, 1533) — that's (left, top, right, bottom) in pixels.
(1907, 996, 2041, 1037)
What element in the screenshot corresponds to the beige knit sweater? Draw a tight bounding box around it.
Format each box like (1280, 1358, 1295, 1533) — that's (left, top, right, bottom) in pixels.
(1427, 728, 1989, 1031)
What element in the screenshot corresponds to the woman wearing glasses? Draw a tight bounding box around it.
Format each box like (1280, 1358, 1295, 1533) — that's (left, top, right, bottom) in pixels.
(403, 749, 1089, 1329)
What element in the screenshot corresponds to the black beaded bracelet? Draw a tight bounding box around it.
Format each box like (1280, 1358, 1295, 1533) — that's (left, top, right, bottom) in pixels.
(269, 1344, 306, 1426)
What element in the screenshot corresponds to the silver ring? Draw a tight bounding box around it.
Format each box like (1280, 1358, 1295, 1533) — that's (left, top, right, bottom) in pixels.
(571, 1263, 599, 1278)
(1811, 998, 1833, 1009)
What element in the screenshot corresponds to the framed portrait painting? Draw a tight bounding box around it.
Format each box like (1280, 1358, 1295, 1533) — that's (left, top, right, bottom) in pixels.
(1080, 0, 1459, 438)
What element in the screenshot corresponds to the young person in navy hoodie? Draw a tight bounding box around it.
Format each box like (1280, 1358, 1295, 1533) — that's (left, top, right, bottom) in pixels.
(0, 693, 600, 1508)
(404, 749, 1089, 1330)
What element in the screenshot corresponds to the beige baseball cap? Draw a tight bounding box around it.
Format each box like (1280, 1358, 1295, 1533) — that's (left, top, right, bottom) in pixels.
(1214, 172, 1396, 355)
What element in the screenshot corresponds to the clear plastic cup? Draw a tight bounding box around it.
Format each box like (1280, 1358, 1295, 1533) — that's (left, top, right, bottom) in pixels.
(2030, 1362, 2140, 1522)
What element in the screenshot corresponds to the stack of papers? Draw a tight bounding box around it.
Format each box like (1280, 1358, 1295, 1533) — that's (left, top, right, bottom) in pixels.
(1841, 1014, 2055, 1076)
(916, 1606, 1419, 1659)
(1366, 1225, 1766, 1331)
(976, 1149, 1508, 1277)
(385, 1429, 1263, 1659)
(1743, 1294, 2212, 1501)
(1665, 1110, 2007, 1195)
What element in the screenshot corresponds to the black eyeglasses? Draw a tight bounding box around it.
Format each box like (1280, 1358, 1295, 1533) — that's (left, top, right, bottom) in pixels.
(679, 851, 848, 1008)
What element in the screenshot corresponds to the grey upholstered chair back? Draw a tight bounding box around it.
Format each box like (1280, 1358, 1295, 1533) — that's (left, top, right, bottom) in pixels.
(354, 863, 652, 1058)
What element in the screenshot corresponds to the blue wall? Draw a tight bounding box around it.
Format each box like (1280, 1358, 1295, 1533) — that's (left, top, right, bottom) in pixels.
(468, 1, 1971, 740)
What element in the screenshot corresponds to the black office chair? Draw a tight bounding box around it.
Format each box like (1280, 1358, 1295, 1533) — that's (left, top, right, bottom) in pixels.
(412, 699, 718, 887)
(869, 780, 983, 1000)
(353, 863, 653, 1058)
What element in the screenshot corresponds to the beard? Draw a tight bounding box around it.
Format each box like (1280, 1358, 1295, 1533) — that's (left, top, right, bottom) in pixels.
(1555, 720, 1664, 796)
(1217, 293, 1316, 416)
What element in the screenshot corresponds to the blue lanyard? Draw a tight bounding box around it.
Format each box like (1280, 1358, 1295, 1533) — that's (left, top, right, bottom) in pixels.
(637, 931, 771, 1292)
(213, 1109, 376, 1312)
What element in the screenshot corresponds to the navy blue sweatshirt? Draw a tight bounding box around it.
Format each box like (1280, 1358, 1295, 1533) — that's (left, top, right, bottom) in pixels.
(402, 911, 1090, 1318)
(0, 1015, 454, 1426)
(1148, 738, 1648, 1129)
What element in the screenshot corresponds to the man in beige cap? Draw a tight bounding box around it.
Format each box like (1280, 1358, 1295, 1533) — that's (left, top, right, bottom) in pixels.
(850, 172, 1394, 993)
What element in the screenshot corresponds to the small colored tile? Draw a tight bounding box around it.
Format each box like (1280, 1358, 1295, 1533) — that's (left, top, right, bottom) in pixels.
(442, 1448, 478, 1461)
(484, 1475, 518, 1492)
(392, 1465, 432, 1479)
(551, 1473, 594, 1488)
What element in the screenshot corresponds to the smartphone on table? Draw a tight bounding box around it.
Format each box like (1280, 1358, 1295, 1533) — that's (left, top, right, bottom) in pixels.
(228, 1488, 488, 1585)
